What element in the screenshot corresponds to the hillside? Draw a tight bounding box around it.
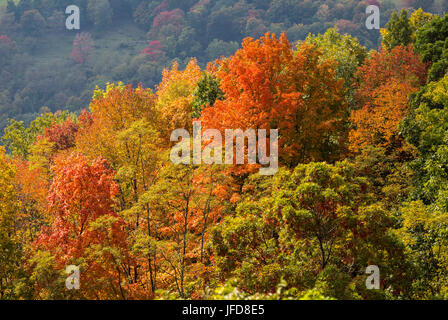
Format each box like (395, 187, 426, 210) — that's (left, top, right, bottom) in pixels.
(1, 0, 446, 132)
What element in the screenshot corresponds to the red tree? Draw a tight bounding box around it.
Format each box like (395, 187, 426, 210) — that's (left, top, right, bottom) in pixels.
(200, 33, 347, 167)
(141, 40, 165, 61)
(34, 154, 133, 299)
(0, 35, 12, 44)
(42, 118, 79, 151)
(152, 9, 185, 33)
(71, 33, 94, 64)
(349, 45, 428, 152)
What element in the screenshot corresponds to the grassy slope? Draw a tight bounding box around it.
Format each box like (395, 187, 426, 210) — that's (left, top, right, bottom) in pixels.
(30, 21, 148, 84)
(0, 3, 149, 129)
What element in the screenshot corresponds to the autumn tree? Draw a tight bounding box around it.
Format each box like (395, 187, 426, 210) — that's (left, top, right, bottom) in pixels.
(349, 45, 427, 152)
(141, 40, 165, 62)
(76, 83, 164, 297)
(76, 83, 158, 166)
(12, 159, 49, 243)
(138, 162, 229, 298)
(155, 58, 202, 142)
(71, 32, 94, 65)
(42, 117, 79, 152)
(200, 33, 347, 167)
(1, 111, 75, 159)
(33, 153, 133, 299)
(0, 147, 22, 299)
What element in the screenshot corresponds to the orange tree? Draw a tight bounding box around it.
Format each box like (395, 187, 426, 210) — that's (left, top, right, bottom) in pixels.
(200, 33, 347, 167)
(349, 45, 427, 153)
(32, 153, 134, 299)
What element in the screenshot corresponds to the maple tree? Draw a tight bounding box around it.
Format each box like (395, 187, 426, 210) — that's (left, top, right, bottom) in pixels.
(200, 32, 347, 167)
(76, 83, 158, 164)
(349, 45, 428, 152)
(155, 59, 202, 142)
(33, 153, 133, 299)
(141, 40, 165, 62)
(41, 117, 79, 152)
(75, 83, 167, 296)
(71, 32, 94, 65)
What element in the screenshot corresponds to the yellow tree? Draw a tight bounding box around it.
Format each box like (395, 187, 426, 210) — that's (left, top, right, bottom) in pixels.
(155, 58, 202, 143)
(0, 147, 22, 299)
(75, 83, 163, 297)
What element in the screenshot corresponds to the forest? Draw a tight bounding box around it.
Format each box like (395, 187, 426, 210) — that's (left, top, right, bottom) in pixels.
(1, 0, 448, 300)
(1, 0, 447, 132)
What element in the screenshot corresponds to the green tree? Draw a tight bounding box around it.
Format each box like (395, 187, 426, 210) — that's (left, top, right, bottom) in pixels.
(415, 13, 448, 82)
(401, 74, 448, 205)
(191, 73, 224, 119)
(211, 162, 406, 298)
(305, 27, 367, 108)
(1, 111, 74, 159)
(88, 0, 113, 30)
(381, 10, 414, 50)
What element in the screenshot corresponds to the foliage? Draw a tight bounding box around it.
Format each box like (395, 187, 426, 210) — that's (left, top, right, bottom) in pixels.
(0, 0, 435, 133)
(349, 45, 427, 152)
(1, 111, 74, 159)
(306, 27, 367, 108)
(71, 33, 95, 65)
(1, 8, 448, 300)
(381, 10, 414, 50)
(201, 33, 347, 167)
(33, 153, 132, 299)
(210, 162, 407, 299)
(415, 13, 448, 82)
(0, 147, 23, 299)
(401, 74, 448, 205)
(87, 0, 113, 30)
(155, 59, 202, 140)
(191, 73, 224, 119)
